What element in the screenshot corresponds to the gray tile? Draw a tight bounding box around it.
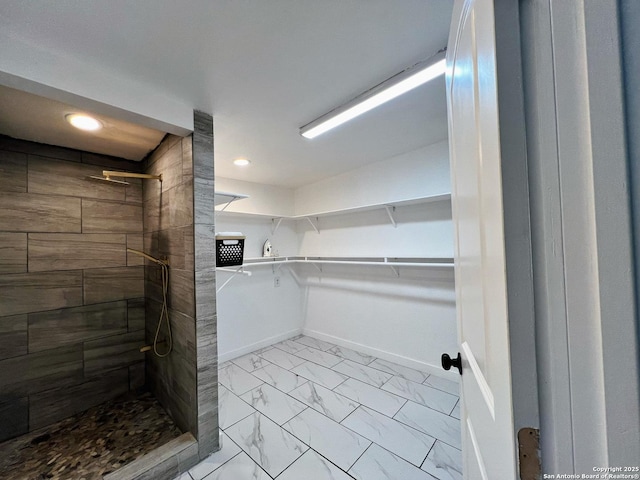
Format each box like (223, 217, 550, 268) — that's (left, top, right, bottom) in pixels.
(241, 383, 307, 425)
(125, 178, 143, 204)
(326, 345, 376, 365)
(225, 412, 308, 478)
(83, 266, 144, 304)
(165, 180, 194, 229)
(0, 137, 81, 163)
(127, 297, 146, 332)
(129, 362, 145, 390)
(283, 407, 370, 471)
(421, 441, 462, 480)
(0, 232, 27, 274)
(169, 268, 195, 317)
(203, 452, 270, 480)
(369, 359, 430, 384)
(127, 234, 145, 266)
(381, 376, 458, 414)
(0, 192, 81, 233)
(193, 178, 214, 225)
(29, 367, 129, 430)
(28, 301, 128, 352)
(82, 199, 143, 233)
(0, 149, 27, 192)
(0, 314, 27, 360)
(334, 378, 407, 418)
(279, 449, 354, 480)
(0, 344, 83, 396)
(294, 347, 342, 368)
(273, 339, 307, 354)
(252, 363, 308, 393)
(333, 359, 394, 387)
(289, 381, 359, 422)
(28, 233, 127, 272)
(259, 347, 306, 370)
(341, 406, 435, 467)
(219, 384, 255, 429)
(219, 363, 264, 396)
(294, 335, 335, 351)
(423, 375, 460, 396)
(394, 401, 461, 449)
(450, 400, 460, 420)
(83, 330, 145, 376)
(349, 443, 435, 480)
(232, 353, 271, 373)
(0, 271, 83, 317)
(292, 361, 349, 390)
(0, 396, 28, 442)
(28, 155, 126, 201)
(189, 431, 241, 480)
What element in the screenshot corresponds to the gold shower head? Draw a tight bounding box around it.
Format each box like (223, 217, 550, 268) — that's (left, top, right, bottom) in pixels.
(86, 170, 162, 185)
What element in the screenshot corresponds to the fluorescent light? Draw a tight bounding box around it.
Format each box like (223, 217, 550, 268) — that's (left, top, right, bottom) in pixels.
(233, 158, 251, 166)
(66, 114, 102, 131)
(300, 51, 446, 139)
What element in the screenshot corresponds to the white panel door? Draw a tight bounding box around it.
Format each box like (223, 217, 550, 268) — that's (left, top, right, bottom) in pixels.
(446, 0, 517, 478)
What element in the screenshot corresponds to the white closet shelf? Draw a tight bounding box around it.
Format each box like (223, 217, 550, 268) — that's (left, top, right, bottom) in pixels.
(214, 191, 250, 211)
(215, 193, 451, 233)
(214, 193, 451, 224)
(215, 256, 453, 292)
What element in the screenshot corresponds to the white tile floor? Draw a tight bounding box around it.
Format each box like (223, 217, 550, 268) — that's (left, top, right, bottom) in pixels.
(177, 335, 462, 480)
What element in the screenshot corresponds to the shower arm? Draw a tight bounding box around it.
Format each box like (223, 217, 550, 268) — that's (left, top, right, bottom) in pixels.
(103, 170, 162, 181)
(127, 248, 169, 266)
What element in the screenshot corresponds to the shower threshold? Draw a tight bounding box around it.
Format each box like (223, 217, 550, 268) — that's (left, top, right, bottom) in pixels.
(0, 391, 182, 479)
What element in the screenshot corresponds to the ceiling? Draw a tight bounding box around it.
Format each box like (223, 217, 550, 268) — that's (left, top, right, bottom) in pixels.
(0, 85, 166, 161)
(0, 1, 453, 188)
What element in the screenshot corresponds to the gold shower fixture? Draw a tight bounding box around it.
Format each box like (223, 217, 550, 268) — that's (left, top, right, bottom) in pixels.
(103, 170, 162, 181)
(88, 170, 162, 185)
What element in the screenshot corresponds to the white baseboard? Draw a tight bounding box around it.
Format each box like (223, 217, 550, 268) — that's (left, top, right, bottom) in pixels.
(219, 328, 302, 363)
(302, 328, 460, 383)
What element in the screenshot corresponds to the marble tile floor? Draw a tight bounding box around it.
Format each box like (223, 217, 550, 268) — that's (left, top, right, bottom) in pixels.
(0, 391, 182, 480)
(180, 335, 462, 480)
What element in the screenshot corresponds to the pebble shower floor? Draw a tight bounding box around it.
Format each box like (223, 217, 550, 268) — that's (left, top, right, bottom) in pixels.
(0, 391, 181, 479)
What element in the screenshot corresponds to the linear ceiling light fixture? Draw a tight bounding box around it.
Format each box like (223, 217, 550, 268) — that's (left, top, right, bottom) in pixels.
(300, 50, 446, 139)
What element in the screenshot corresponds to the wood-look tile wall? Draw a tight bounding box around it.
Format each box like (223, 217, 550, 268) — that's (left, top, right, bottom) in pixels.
(0, 136, 146, 443)
(143, 133, 198, 439)
(143, 111, 219, 469)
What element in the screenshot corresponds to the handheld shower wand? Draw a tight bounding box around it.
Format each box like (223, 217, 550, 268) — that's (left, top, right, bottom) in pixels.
(127, 248, 172, 357)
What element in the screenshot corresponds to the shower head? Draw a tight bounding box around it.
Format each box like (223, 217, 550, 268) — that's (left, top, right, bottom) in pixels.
(87, 175, 130, 185)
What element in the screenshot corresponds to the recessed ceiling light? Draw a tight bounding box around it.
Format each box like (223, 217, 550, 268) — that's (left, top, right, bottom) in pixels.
(66, 113, 103, 131)
(233, 158, 250, 166)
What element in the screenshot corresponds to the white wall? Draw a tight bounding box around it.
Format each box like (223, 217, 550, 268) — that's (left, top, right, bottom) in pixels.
(216, 215, 301, 361)
(216, 142, 457, 376)
(293, 142, 457, 375)
(294, 141, 450, 214)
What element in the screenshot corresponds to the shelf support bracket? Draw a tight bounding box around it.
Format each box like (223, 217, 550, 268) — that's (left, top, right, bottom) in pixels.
(311, 262, 323, 274)
(216, 266, 252, 293)
(271, 217, 284, 235)
(384, 205, 397, 228)
(218, 195, 242, 212)
(306, 216, 320, 234)
(389, 265, 400, 277)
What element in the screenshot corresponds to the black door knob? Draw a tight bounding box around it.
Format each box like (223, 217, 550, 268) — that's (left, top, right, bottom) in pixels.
(441, 352, 462, 375)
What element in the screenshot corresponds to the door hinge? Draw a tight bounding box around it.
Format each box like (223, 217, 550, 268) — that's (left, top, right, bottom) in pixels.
(518, 428, 541, 480)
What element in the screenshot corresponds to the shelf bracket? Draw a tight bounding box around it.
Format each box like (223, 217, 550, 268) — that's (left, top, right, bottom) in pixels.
(306, 216, 320, 234)
(218, 195, 243, 212)
(216, 266, 252, 293)
(384, 205, 397, 228)
(389, 265, 400, 277)
(311, 262, 323, 273)
(272, 262, 286, 274)
(271, 217, 284, 235)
